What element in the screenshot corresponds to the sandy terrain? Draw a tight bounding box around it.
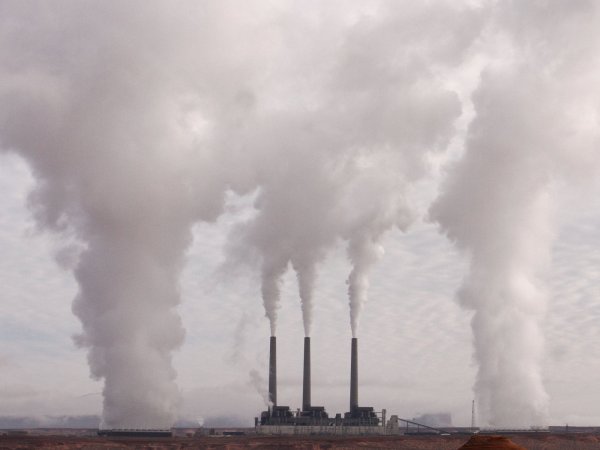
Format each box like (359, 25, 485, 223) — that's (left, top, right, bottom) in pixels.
(1, 433, 599, 449)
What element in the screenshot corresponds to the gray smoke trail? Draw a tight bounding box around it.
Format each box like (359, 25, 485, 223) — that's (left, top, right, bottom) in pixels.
(248, 369, 270, 408)
(0, 1, 240, 428)
(347, 236, 384, 338)
(431, 0, 600, 427)
(260, 256, 289, 337)
(293, 258, 318, 337)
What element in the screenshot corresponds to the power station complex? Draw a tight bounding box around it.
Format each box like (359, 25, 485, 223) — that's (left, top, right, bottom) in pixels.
(256, 336, 382, 432)
(98, 335, 461, 437)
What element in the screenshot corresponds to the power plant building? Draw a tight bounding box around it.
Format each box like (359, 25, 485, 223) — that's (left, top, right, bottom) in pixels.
(257, 336, 382, 431)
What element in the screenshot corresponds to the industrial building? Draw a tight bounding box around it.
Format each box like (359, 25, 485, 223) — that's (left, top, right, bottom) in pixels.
(257, 336, 381, 432)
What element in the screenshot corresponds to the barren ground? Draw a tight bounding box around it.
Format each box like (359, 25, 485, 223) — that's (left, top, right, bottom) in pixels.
(1, 433, 600, 449)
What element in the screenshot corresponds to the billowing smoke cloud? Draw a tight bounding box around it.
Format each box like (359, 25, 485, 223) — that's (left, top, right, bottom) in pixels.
(0, 2, 480, 427)
(5, 0, 595, 431)
(228, 1, 483, 338)
(431, 0, 600, 427)
(0, 1, 246, 428)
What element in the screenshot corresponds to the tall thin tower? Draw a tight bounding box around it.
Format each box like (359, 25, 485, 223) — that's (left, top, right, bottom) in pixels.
(302, 337, 311, 411)
(268, 336, 277, 408)
(350, 337, 358, 412)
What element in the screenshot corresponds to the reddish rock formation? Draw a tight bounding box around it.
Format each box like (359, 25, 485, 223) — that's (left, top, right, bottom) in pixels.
(458, 435, 526, 450)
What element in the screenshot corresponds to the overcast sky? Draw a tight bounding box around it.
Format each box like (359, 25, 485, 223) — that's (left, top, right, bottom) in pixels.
(3, 154, 600, 427)
(1, 0, 599, 428)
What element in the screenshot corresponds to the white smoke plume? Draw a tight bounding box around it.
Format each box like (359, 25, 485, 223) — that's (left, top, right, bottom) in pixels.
(0, 1, 249, 428)
(5, 0, 594, 430)
(228, 1, 483, 338)
(328, 2, 483, 338)
(431, 1, 600, 427)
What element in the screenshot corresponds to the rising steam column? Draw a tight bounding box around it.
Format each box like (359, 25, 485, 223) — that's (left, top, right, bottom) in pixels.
(343, 337, 380, 426)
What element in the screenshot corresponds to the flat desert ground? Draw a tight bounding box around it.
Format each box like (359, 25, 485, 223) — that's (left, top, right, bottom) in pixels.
(1, 433, 600, 449)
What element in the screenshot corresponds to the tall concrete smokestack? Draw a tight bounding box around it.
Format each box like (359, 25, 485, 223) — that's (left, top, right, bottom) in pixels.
(350, 337, 358, 412)
(269, 336, 277, 407)
(303, 337, 311, 411)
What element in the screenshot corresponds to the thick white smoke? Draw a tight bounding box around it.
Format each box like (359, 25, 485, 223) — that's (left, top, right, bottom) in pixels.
(4, 0, 596, 429)
(0, 2, 479, 425)
(228, 1, 482, 338)
(0, 1, 248, 428)
(431, 0, 600, 427)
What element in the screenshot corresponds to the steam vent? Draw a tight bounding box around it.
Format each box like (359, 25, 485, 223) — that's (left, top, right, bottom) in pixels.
(258, 336, 379, 428)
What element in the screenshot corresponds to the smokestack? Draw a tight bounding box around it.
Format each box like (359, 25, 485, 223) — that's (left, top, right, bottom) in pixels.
(303, 337, 311, 411)
(350, 337, 358, 412)
(269, 336, 277, 407)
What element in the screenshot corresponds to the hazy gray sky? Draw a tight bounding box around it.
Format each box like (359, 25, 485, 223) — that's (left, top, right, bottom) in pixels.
(1, 0, 599, 428)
